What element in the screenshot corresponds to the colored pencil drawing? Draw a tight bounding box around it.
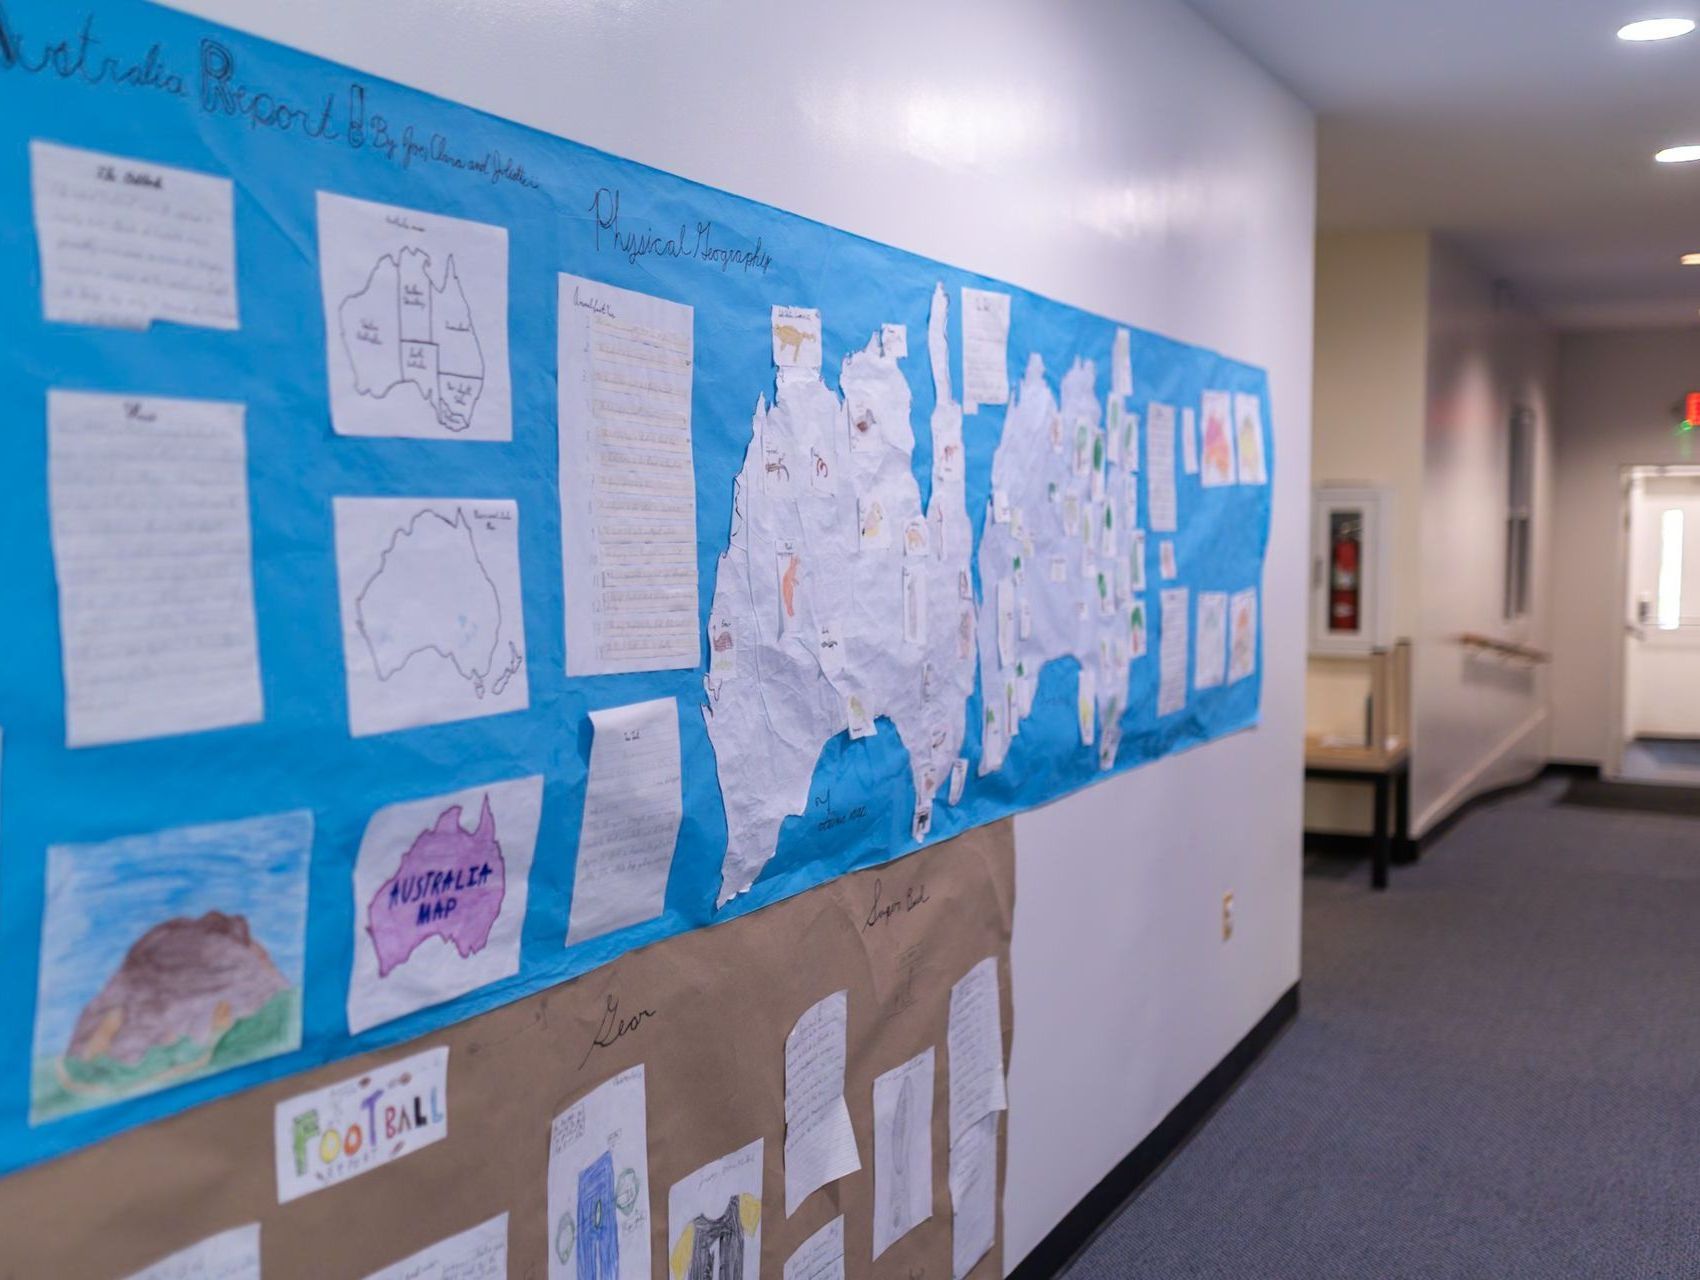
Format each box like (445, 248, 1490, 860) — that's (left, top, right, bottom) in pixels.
(31, 811, 313, 1123)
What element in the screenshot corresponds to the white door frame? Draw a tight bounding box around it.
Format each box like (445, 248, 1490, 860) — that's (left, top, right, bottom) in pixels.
(1606, 463, 1700, 781)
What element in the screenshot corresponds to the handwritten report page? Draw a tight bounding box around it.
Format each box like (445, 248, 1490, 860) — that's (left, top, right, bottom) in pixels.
(1158, 587, 1190, 718)
(122, 1225, 260, 1280)
(548, 1067, 652, 1280)
(31, 140, 238, 330)
(362, 1215, 507, 1280)
(48, 390, 263, 748)
(784, 1216, 846, 1280)
(784, 990, 862, 1215)
(949, 1114, 999, 1280)
(960, 288, 1011, 413)
(946, 958, 1007, 1146)
(1146, 402, 1178, 533)
(566, 698, 683, 944)
(559, 274, 700, 675)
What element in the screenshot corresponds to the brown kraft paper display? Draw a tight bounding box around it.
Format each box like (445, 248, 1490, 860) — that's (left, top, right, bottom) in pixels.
(0, 819, 1015, 1280)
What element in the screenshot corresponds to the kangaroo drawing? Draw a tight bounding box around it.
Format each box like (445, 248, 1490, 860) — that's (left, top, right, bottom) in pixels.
(774, 323, 815, 364)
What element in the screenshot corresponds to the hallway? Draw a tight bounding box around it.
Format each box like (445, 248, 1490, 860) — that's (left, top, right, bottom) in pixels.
(1064, 780, 1700, 1279)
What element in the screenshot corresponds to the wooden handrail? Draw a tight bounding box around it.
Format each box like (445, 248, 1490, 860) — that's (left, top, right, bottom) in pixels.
(1458, 632, 1550, 664)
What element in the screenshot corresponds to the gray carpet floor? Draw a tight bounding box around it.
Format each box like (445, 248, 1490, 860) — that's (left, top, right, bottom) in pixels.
(1060, 777, 1700, 1279)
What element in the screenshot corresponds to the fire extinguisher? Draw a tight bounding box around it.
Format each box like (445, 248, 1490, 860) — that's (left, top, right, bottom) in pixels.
(1331, 522, 1361, 632)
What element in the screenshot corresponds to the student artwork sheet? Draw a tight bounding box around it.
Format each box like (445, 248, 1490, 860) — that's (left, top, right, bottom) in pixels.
(773, 306, 823, 374)
(1228, 587, 1258, 683)
(364, 1215, 507, 1280)
(1181, 407, 1200, 475)
(123, 1224, 260, 1280)
(961, 288, 1011, 411)
(1234, 392, 1269, 485)
(347, 776, 543, 1035)
(31, 811, 312, 1124)
(333, 498, 528, 737)
(274, 1045, 449, 1204)
(873, 1047, 935, 1260)
(48, 390, 263, 748)
(949, 1114, 998, 1280)
(317, 191, 510, 440)
(550, 1067, 652, 1280)
(1200, 390, 1237, 487)
(30, 140, 238, 330)
(559, 275, 700, 674)
(550, 1067, 649, 1278)
(784, 1216, 845, 1280)
(785, 990, 861, 1215)
(567, 698, 683, 945)
(947, 959, 1006, 1147)
(668, 1137, 763, 1280)
(1158, 588, 1190, 717)
(1146, 402, 1178, 533)
(1195, 591, 1228, 690)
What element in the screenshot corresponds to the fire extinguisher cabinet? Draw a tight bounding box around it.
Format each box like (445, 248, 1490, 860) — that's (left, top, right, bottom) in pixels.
(1311, 486, 1391, 656)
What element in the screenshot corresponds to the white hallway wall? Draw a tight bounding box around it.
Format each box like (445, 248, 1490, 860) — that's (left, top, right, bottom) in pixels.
(1413, 240, 1555, 831)
(163, 0, 1316, 1268)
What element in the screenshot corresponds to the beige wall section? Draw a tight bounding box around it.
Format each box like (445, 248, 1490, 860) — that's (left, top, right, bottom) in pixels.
(1307, 233, 1556, 837)
(1305, 231, 1429, 832)
(1550, 327, 1700, 763)
(1411, 240, 1554, 832)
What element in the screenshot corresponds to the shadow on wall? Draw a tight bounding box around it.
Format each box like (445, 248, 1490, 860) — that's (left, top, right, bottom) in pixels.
(1459, 650, 1537, 697)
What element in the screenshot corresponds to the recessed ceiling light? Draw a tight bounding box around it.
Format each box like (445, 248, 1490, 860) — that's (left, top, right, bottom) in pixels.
(1682, 252, 1700, 265)
(1619, 17, 1697, 40)
(1657, 144, 1700, 163)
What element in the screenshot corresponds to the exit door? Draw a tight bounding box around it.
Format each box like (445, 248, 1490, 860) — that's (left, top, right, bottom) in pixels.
(1620, 470, 1700, 780)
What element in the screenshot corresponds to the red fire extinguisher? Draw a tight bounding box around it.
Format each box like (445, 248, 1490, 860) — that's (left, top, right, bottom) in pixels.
(1331, 520, 1361, 633)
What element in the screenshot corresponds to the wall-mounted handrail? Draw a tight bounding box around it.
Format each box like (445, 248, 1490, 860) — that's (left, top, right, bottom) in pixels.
(1458, 632, 1550, 664)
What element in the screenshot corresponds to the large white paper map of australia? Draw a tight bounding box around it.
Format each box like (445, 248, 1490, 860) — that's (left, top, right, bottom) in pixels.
(976, 356, 1150, 775)
(705, 285, 976, 905)
(333, 497, 529, 737)
(317, 191, 512, 442)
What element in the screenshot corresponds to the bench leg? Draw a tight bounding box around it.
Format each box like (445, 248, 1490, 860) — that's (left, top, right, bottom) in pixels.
(1372, 774, 1390, 891)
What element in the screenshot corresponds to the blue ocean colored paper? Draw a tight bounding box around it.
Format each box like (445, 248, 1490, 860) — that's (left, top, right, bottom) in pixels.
(0, 0, 1271, 1175)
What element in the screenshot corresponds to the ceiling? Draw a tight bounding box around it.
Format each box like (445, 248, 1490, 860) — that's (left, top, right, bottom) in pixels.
(1185, 0, 1700, 330)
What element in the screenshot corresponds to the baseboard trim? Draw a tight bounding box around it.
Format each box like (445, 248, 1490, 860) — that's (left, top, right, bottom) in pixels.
(1006, 982, 1300, 1279)
(1416, 760, 1599, 853)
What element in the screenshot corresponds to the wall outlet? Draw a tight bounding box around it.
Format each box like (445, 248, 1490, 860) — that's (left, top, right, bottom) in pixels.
(1221, 892, 1235, 942)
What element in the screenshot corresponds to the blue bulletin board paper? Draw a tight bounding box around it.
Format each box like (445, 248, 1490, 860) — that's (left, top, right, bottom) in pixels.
(0, 0, 1271, 1176)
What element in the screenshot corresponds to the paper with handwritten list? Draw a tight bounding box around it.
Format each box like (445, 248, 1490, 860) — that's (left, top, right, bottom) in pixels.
(30, 140, 238, 331)
(363, 1214, 507, 1280)
(549, 1067, 652, 1280)
(949, 1114, 999, 1280)
(122, 1224, 260, 1280)
(784, 990, 862, 1215)
(784, 1216, 845, 1280)
(48, 390, 263, 748)
(947, 958, 1006, 1146)
(1158, 587, 1189, 717)
(961, 287, 1011, 412)
(567, 698, 683, 945)
(559, 275, 700, 675)
(1146, 402, 1178, 533)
